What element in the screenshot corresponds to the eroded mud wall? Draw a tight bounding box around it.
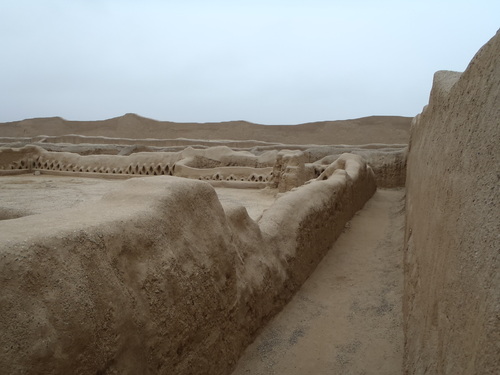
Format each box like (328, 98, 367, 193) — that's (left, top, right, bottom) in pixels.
(404, 31, 499, 374)
(0, 154, 376, 374)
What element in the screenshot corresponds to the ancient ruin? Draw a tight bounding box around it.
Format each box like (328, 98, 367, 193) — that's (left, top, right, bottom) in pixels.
(403, 30, 499, 374)
(0, 31, 498, 374)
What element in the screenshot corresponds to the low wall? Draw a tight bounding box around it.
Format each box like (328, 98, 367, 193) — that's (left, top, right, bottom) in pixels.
(404, 31, 499, 374)
(310, 147, 407, 188)
(0, 153, 376, 374)
(0, 142, 408, 188)
(0, 145, 275, 185)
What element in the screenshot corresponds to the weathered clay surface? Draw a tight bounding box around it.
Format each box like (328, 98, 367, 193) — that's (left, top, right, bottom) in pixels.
(0, 143, 407, 188)
(0, 154, 375, 374)
(404, 31, 499, 374)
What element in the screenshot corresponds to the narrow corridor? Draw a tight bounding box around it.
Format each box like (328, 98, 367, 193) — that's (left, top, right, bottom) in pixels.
(232, 189, 405, 375)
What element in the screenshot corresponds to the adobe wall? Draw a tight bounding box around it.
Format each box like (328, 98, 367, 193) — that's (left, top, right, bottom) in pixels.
(0, 153, 376, 374)
(0, 142, 407, 187)
(309, 147, 407, 188)
(404, 31, 499, 374)
(0, 145, 276, 184)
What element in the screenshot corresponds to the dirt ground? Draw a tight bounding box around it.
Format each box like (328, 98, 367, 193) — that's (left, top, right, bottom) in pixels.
(0, 175, 120, 218)
(232, 189, 405, 375)
(216, 187, 277, 220)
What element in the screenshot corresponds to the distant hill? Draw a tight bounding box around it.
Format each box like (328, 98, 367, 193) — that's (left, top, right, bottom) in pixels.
(0, 114, 412, 145)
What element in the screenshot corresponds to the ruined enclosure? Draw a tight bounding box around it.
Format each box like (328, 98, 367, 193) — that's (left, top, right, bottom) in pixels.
(1, 31, 499, 375)
(0, 126, 406, 374)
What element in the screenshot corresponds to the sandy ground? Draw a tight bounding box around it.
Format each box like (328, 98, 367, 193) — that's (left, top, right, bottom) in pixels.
(0, 175, 277, 220)
(232, 189, 405, 375)
(215, 187, 277, 220)
(0, 175, 121, 217)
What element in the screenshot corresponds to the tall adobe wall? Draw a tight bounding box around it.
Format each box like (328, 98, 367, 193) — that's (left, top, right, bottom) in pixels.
(404, 31, 499, 374)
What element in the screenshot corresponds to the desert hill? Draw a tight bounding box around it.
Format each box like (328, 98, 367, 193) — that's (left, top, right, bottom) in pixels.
(0, 114, 411, 145)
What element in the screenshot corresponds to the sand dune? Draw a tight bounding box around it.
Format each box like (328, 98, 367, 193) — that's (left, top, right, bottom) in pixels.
(0, 114, 411, 145)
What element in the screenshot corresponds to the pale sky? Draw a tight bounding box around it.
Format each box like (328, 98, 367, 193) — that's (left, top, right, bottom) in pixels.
(0, 0, 498, 124)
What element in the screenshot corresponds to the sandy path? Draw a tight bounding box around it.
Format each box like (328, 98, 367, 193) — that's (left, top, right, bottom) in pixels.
(232, 189, 405, 375)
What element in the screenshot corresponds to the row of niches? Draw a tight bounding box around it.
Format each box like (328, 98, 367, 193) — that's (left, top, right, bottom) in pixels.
(34, 159, 175, 175)
(4, 159, 175, 176)
(1, 160, 30, 170)
(197, 172, 272, 182)
(312, 165, 328, 178)
(2, 158, 273, 182)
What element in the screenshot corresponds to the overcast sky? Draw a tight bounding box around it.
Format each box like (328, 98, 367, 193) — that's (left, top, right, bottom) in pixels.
(0, 0, 498, 125)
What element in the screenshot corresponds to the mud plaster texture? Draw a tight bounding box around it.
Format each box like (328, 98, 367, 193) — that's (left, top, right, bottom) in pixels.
(0, 154, 376, 374)
(404, 31, 500, 374)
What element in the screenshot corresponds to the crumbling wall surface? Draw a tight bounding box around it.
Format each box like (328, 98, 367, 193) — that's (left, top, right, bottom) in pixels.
(0, 153, 376, 375)
(270, 150, 308, 192)
(362, 148, 407, 188)
(231, 153, 377, 348)
(261, 153, 377, 292)
(0, 145, 276, 182)
(0, 142, 407, 186)
(404, 31, 500, 374)
(0, 177, 240, 374)
(310, 147, 407, 188)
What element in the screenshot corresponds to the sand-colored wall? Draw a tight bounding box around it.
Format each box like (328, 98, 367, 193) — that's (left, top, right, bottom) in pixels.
(0, 143, 407, 187)
(0, 146, 277, 184)
(311, 147, 407, 188)
(404, 31, 499, 374)
(0, 153, 376, 374)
